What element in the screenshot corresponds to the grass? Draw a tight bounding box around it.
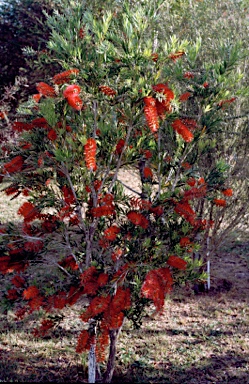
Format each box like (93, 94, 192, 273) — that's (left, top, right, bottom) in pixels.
(0, 190, 249, 383)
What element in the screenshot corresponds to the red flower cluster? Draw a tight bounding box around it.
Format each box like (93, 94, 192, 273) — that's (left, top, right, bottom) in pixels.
(4, 155, 24, 174)
(152, 83, 174, 118)
(141, 267, 173, 312)
(91, 193, 115, 217)
(36, 82, 56, 98)
(168, 50, 185, 62)
(167, 255, 187, 270)
(213, 198, 226, 207)
(127, 211, 149, 229)
(222, 188, 233, 196)
(103, 225, 120, 241)
(99, 85, 116, 97)
(63, 84, 83, 110)
(171, 119, 194, 142)
(52, 69, 79, 85)
(143, 96, 159, 133)
(143, 166, 153, 179)
(174, 201, 196, 226)
(115, 138, 126, 155)
(84, 138, 97, 171)
(179, 92, 192, 102)
(18, 202, 39, 223)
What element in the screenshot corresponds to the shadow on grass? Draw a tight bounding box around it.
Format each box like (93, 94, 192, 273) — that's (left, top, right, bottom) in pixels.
(114, 351, 249, 384)
(0, 347, 248, 383)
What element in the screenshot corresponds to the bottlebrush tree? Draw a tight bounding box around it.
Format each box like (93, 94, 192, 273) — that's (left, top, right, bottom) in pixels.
(0, 1, 240, 382)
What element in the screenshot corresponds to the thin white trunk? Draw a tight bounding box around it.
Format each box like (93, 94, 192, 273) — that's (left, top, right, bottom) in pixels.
(88, 340, 96, 383)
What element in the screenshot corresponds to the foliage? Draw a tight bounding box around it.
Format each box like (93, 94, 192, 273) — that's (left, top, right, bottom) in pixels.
(0, 0, 247, 382)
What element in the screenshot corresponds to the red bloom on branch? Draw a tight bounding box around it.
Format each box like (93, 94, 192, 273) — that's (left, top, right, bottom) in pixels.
(7, 288, 19, 300)
(141, 267, 173, 312)
(127, 211, 149, 229)
(143, 96, 159, 133)
(179, 237, 191, 248)
(99, 85, 116, 97)
(52, 69, 79, 85)
(213, 198, 226, 207)
(84, 138, 97, 171)
(171, 119, 194, 142)
(115, 139, 126, 155)
(23, 286, 40, 300)
(12, 121, 32, 132)
(183, 72, 195, 79)
(47, 129, 57, 141)
(222, 189, 233, 196)
(179, 92, 192, 102)
(4, 156, 24, 174)
(11, 275, 25, 288)
(167, 255, 187, 270)
(174, 201, 196, 225)
(103, 225, 120, 241)
(36, 82, 56, 97)
(143, 167, 153, 179)
(18, 202, 39, 222)
(168, 50, 185, 62)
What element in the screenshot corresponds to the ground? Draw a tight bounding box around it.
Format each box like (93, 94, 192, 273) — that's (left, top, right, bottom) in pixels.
(0, 190, 248, 383)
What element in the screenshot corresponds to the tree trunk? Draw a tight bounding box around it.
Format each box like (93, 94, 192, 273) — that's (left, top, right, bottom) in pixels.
(102, 328, 121, 383)
(88, 339, 97, 383)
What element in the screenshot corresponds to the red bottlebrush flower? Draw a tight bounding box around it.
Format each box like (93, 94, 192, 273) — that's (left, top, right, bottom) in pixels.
(181, 118, 197, 132)
(12, 121, 32, 132)
(143, 166, 153, 179)
(183, 72, 195, 79)
(152, 83, 174, 101)
(150, 205, 164, 217)
(213, 198, 226, 207)
(7, 288, 19, 300)
(11, 275, 25, 288)
(47, 129, 57, 141)
(179, 237, 191, 248)
(171, 119, 194, 142)
(203, 81, 209, 88)
(181, 162, 191, 169)
(18, 202, 39, 222)
(99, 85, 116, 97)
(127, 211, 149, 229)
(97, 273, 109, 287)
(222, 188, 233, 196)
(183, 185, 207, 201)
(167, 255, 187, 270)
(111, 248, 123, 262)
(62, 185, 76, 205)
(179, 92, 192, 102)
(115, 139, 126, 155)
(174, 201, 196, 225)
(20, 141, 32, 150)
(31, 117, 49, 129)
(84, 138, 97, 171)
(144, 149, 153, 159)
(36, 82, 56, 97)
(63, 84, 81, 98)
(141, 267, 173, 312)
(28, 295, 44, 311)
(110, 287, 131, 313)
(78, 27, 85, 39)
(66, 94, 83, 111)
(76, 330, 92, 353)
(143, 96, 159, 133)
(33, 94, 42, 103)
(24, 240, 43, 253)
(50, 292, 67, 309)
(4, 186, 19, 196)
(198, 177, 205, 185)
(187, 177, 196, 187)
(103, 225, 120, 241)
(151, 53, 158, 62)
(91, 205, 115, 217)
(218, 97, 236, 108)
(168, 50, 185, 62)
(4, 156, 24, 173)
(23, 286, 40, 300)
(53, 69, 79, 85)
